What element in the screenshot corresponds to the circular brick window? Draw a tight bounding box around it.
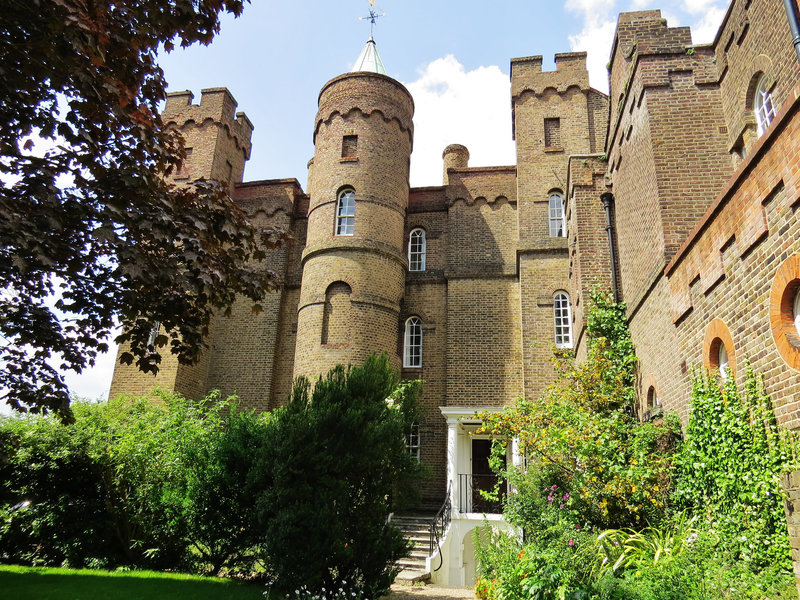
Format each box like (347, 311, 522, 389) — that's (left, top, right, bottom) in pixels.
(770, 255, 800, 371)
(704, 319, 736, 380)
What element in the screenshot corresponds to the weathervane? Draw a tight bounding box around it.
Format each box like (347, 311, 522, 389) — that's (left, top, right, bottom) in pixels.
(358, 0, 386, 38)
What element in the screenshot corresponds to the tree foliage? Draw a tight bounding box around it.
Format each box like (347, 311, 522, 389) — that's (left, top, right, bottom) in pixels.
(1, 0, 284, 417)
(257, 354, 424, 598)
(479, 289, 681, 530)
(1, 355, 425, 588)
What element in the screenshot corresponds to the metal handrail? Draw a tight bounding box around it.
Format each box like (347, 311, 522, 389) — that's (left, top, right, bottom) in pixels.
(458, 473, 505, 514)
(428, 483, 452, 572)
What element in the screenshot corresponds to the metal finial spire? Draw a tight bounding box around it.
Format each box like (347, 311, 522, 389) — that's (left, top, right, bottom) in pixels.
(358, 1, 385, 38)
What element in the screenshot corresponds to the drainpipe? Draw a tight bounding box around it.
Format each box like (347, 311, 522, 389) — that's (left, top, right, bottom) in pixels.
(784, 0, 800, 64)
(600, 192, 619, 303)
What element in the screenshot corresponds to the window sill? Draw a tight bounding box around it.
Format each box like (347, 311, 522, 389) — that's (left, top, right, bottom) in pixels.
(340, 157, 359, 163)
(544, 146, 564, 153)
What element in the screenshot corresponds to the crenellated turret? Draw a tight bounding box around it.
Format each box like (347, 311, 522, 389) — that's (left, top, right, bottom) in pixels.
(293, 46, 415, 380)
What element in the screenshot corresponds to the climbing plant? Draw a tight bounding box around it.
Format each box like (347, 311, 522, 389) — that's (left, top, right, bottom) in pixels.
(674, 367, 799, 570)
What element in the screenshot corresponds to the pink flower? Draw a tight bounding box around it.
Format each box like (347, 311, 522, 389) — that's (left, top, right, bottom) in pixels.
(568, 540, 574, 546)
(563, 493, 570, 500)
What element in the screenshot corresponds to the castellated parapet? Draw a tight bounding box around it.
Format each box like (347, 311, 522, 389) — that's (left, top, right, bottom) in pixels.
(162, 88, 253, 188)
(294, 72, 415, 380)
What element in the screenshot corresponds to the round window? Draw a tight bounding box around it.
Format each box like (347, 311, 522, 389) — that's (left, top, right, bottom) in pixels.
(794, 287, 800, 337)
(770, 255, 800, 371)
(718, 343, 729, 381)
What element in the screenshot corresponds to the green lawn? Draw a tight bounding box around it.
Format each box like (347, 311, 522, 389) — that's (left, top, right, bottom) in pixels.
(0, 564, 266, 600)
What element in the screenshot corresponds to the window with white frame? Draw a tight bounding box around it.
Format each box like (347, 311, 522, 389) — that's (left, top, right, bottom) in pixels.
(717, 342, 730, 381)
(406, 423, 420, 461)
(408, 228, 426, 271)
(554, 292, 572, 348)
(336, 189, 355, 235)
(794, 287, 800, 337)
(549, 193, 565, 237)
(403, 316, 422, 367)
(754, 76, 777, 136)
(146, 321, 161, 353)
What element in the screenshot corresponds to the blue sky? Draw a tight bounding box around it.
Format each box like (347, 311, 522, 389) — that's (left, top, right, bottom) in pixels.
(63, 0, 729, 402)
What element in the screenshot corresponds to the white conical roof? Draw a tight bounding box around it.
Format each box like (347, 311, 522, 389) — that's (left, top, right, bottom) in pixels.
(351, 36, 387, 75)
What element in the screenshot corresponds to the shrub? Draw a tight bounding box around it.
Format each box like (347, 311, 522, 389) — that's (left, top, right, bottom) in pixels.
(479, 290, 681, 532)
(255, 354, 424, 599)
(0, 393, 263, 571)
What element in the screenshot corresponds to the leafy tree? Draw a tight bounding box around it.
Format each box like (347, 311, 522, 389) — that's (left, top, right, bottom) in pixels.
(182, 401, 272, 575)
(479, 290, 681, 530)
(256, 354, 424, 598)
(1, 0, 284, 418)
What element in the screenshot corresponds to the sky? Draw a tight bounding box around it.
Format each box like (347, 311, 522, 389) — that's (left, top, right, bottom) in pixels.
(62, 0, 729, 403)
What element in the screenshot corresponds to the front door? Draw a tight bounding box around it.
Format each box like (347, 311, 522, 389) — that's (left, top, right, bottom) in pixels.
(471, 439, 505, 513)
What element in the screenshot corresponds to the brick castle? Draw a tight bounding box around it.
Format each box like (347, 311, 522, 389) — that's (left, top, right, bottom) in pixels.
(109, 0, 800, 585)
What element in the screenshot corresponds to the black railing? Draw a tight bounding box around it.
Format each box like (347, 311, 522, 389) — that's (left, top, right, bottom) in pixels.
(458, 473, 505, 514)
(428, 484, 452, 572)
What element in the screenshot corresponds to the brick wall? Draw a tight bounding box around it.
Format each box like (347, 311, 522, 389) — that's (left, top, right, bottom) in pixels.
(294, 72, 413, 380)
(715, 0, 800, 159)
(665, 85, 800, 427)
(566, 157, 614, 357)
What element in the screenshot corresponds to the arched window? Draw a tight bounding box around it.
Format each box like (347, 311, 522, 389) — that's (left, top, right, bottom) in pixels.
(406, 423, 420, 461)
(754, 76, 776, 136)
(549, 193, 565, 237)
(336, 189, 355, 236)
(146, 321, 161, 353)
(647, 386, 658, 410)
(403, 316, 422, 368)
(553, 292, 572, 348)
(408, 228, 426, 272)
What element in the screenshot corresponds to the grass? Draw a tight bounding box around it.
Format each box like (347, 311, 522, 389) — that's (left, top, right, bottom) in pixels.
(0, 564, 265, 600)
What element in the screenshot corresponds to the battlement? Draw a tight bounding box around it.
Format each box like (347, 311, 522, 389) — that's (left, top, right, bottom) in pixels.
(611, 10, 692, 65)
(511, 52, 589, 100)
(163, 87, 253, 158)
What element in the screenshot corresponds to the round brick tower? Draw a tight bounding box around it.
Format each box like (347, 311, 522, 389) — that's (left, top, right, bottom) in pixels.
(293, 63, 415, 380)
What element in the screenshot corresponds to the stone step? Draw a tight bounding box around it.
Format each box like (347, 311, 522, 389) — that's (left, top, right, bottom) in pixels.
(393, 512, 437, 584)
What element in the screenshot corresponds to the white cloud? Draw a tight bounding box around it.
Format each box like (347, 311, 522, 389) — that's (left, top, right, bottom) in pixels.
(680, 0, 718, 15)
(689, 5, 726, 44)
(403, 56, 516, 188)
(568, 19, 618, 93)
(63, 342, 117, 402)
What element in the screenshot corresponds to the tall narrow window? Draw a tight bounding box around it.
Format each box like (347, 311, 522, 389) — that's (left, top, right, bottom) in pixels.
(544, 117, 561, 147)
(408, 228, 426, 271)
(754, 76, 776, 136)
(554, 292, 572, 348)
(146, 321, 161, 353)
(646, 386, 657, 410)
(404, 316, 422, 367)
(406, 423, 421, 461)
(549, 193, 565, 237)
(336, 189, 355, 236)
